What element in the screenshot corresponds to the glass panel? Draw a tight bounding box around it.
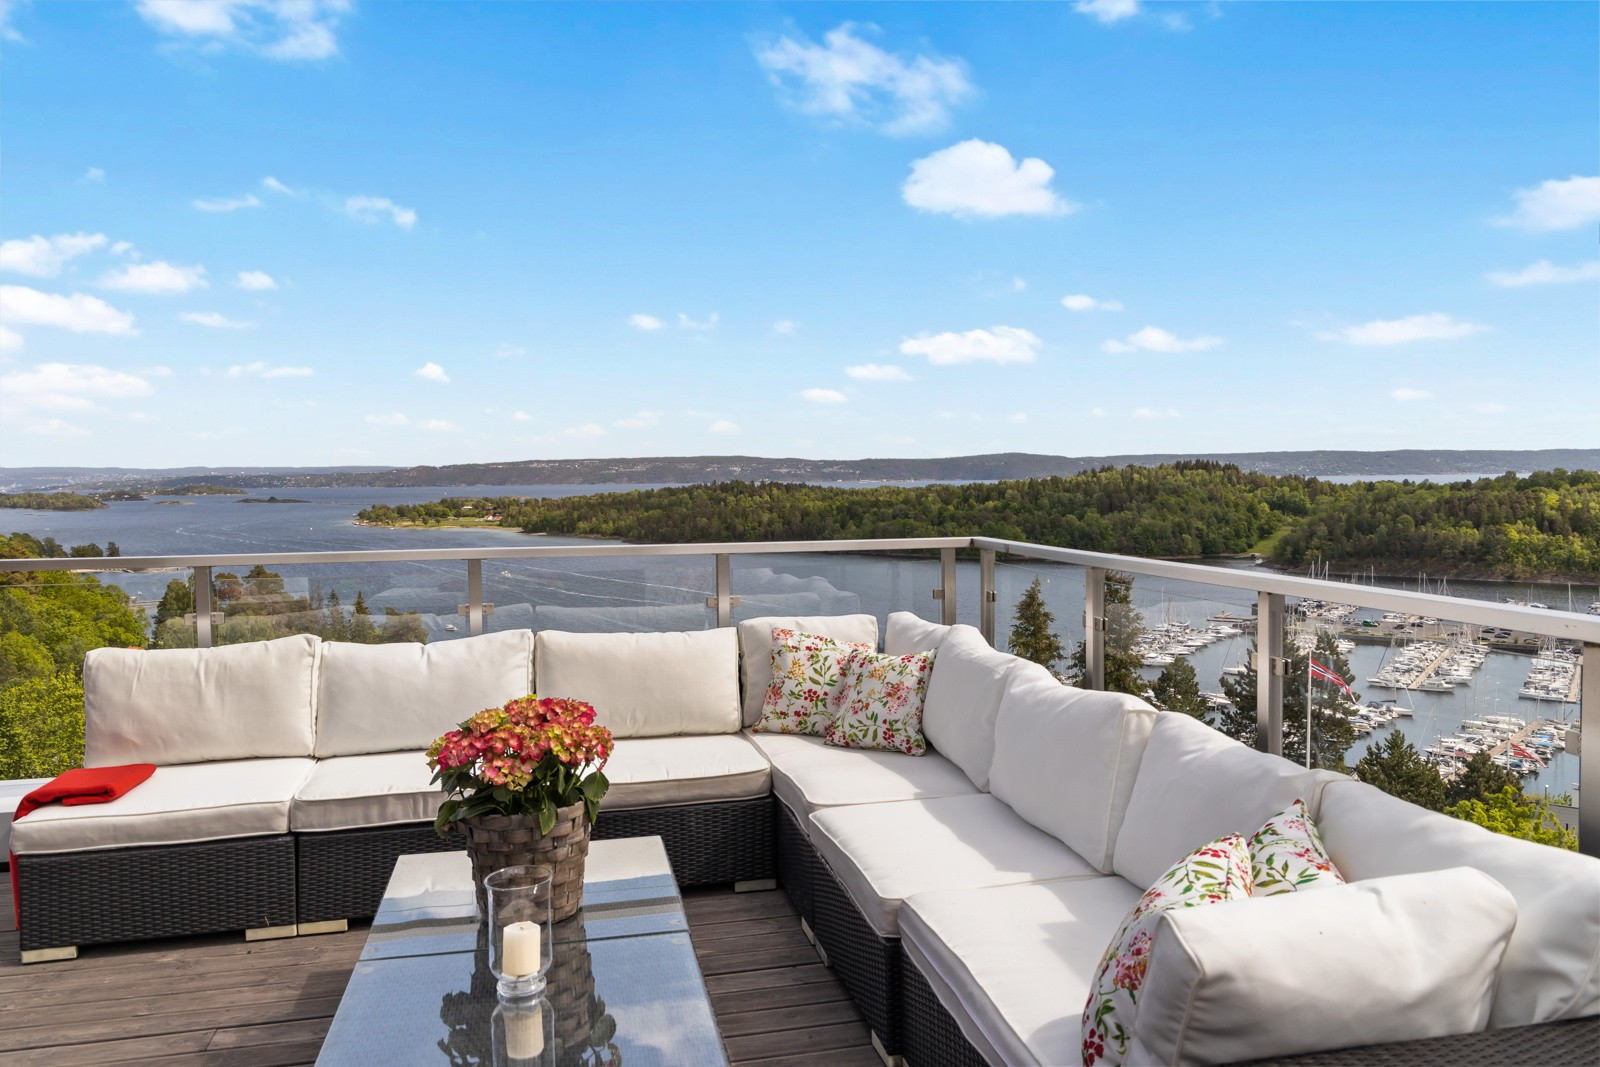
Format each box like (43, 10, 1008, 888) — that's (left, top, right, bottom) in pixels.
(730, 550, 943, 635)
(191, 564, 432, 646)
(991, 558, 1085, 677)
(485, 551, 715, 635)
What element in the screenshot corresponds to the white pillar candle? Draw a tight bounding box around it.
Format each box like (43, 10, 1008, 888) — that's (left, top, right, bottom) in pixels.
(501, 920, 541, 978)
(505, 1006, 545, 1060)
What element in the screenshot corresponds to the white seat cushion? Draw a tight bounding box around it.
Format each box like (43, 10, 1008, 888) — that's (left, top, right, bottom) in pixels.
(737, 614, 879, 726)
(84, 635, 320, 766)
(743, 730, 978, 820)
(989, 669, 1158, 873)
(921, 626, 1026, 792)
(10, 758, 313, 854)
(600, 735, 771, 810)
(900, 876, 1142, 1067)
(290, 751, 442, 832)
(315, 630, 534, 758)
(1317, 779, 1600, 1027)
(536, 628, 741, 737)
(1132, 867, 1517, 1065)
(1112, 712, 1342, 890)
(883, 611, 952, 656)
(807, 794, 1103, 938)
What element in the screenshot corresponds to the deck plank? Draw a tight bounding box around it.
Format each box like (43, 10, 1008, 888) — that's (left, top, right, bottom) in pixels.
(0, 875, 872, 1066)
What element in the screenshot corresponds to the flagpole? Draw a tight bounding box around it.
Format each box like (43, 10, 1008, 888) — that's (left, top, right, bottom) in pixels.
(1305, 636, 1314, 770)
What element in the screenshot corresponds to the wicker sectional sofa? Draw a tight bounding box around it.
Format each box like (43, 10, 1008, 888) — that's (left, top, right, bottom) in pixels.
(10, 613, 1600, 1066)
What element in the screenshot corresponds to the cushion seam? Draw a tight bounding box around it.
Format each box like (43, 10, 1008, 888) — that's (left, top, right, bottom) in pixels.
(1164, 918, 1208, 1065)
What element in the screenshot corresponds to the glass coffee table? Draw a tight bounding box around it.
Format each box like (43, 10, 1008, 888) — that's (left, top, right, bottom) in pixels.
(317, 836, 730, 1066)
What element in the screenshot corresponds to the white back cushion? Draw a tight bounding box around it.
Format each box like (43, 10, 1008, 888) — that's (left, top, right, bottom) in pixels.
(736, 614, 878, 726)
(537, 628, 740, 737)
(1317, 779, 1600, 1027)
(990, 670, 1158, 873)
(315, 630, 534, 758)
(884, 611, 952, 656)
(1133, 867, 1516, 1064)
(1112, 712, 1334, 889)
(922, 626, 1024, 792)
(84, 635, 320, 767)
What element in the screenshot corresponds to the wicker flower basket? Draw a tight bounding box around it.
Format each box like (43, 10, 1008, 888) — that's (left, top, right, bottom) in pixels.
(458, 803, 590, 922)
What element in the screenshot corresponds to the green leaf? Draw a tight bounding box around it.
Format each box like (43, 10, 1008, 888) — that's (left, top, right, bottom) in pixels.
(539, 799, 557, 836)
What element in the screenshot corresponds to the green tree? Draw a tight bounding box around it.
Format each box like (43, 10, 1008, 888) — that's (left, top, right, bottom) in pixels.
(1445, 750, 1523, 808)
(0, 630, 55, 687)
(350, 591, 377, 643)
(1219, 629, 1357, 769)
(324, 589, 350, 641)
(153, 577, 195, 636)
(1066, 573, 1146, 696)
(1354, 731, 1446, 811)
(1007, 577, 1065, 673)
(1445, 786, 1577, 850)
(1152, 658, 1208, 720)
(0, 673, 86, 779)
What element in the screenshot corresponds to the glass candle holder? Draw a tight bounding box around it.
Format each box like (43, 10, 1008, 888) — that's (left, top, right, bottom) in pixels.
(493, 997, 554, 1067)
(485, 865, 553, 1000)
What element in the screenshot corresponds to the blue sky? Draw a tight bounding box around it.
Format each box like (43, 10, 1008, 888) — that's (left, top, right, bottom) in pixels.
(1, 0, 1596, 469)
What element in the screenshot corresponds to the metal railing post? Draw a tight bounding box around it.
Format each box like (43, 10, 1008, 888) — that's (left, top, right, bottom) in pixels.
(978, 548, 997, 646)
(1580, 643, 1598, 858)
(1084, 567, 1106, 690)
(939, 547, 958, 626)
(466, 559, 484, 637)
(193, 565, 213, 648)
(714, 553, 733, 628)
(1256, 592, 1286, 756)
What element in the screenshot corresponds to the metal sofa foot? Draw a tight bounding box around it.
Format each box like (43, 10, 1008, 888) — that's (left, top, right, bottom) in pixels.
(19, 945, 77, 964)
(734, 878, 777, 893)
(799, 916, 815, 945)
(244, 924, 298, 941)
(297, 919, 348, 936)
(870, 1030, 904, 1067)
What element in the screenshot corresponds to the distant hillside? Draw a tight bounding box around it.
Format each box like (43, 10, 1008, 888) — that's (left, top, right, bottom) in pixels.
(9, 449, 1597, 492)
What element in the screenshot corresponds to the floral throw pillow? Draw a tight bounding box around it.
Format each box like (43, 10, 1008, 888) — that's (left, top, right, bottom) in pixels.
(752, 629, 873, 736)
(1247, 798, 1344, 897)
(1082, 834, 1253, 1067)
(823, 648, 936, 755)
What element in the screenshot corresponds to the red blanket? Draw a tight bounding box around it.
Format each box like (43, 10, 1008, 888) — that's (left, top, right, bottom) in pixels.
(10, 764, 156, 928)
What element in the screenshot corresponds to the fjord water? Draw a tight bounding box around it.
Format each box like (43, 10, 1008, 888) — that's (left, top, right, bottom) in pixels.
(10, 485, 1585, 795)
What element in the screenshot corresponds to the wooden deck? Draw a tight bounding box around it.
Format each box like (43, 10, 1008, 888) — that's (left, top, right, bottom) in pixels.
(0, 876, 878, 1066)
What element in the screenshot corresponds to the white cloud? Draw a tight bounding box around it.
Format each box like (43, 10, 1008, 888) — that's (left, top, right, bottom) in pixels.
(1390, 387, 1432, 401)
(0, 233, 108, 277)
(0, 326, 20, 352)
(0, 285, 137, 334)
(236, 269, 277, 290)
(1074, 0, 1141, 23)
(1102, 325, 1222, 353)
(1495, 175, 1600, 232)
(110, 241, 134, 256)
(677, 312, 719, 332)
(754, 23, 972, 136)
(345, 196, 417, 229)
(418, 418, 457, 432)
(83, 167, 106, 184)
(615, 410, 660, 429)
(414, 361, 450, 384)
(708, 420, 740, 434)
(1317, 313, 1487, 347)
(494, 343, 527, 358)
(903, 140, 1074, 219)
(23, 418, 90, 438)
(99, 260, 207, 294)
(628, 313, 664, 331)
(193, 193, 261, 213)
(0, 362, 154, 411)
(901, 325, 1041, 365)
(1005, 412, 1028, 423)
(1471, 402, 1509, 415)
(845, 363, 914, 382)
(512, 410, 533, 422)
(135, 0, 347, 61)
(180, 311, 255, 329)
(1061, 292, 1123, 312)
(366, 412, 409, 427)
(1132, 406, 1179, 419)
(1011, 277, 1027, 292)
(801, 387, 847, 405)
(140, 365, 174, 376)
(1089, 406, 1107, 417)
(564, 422, 606, 439)
(226, 361, 313, 378)
(773, 320, 799, 335)
(261, 176, 301, 196)
(1486, 259, 1600, 288)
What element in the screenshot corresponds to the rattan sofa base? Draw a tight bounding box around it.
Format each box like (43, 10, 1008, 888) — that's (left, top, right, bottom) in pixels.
(810, 845, 903, 1055)
(17, 834, 297, 953)
(776, 798, 825, 925)
(899, 950, 1600, 1067)
(295, 795, 775, 925)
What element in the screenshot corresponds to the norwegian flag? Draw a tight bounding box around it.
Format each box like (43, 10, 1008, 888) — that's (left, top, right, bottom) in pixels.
(1308, 658, 1355, 697)
(1510, 742, 1546, 768)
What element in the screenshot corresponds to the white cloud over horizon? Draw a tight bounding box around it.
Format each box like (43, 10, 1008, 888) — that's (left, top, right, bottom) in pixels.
(227, 361, 313, 379)
(1495, 175, 1600, 232)
(755, 23, 972, 136)
(100, 260, 208, 294)
(1074, 0, 1141, 23)
(1391, 387, 1432, 401)
(1061, 293, 1123, 312)
(181, 311, 255, 329)
(414, 362, 451, 383)
(900, 325, 1041, 364)
(345, 196, 417, 229)
(800, 387, 847, 404)
(1103, 326, 1221, 353)
(1486, 259, 1600, 288)
(677, 312, 719, 332)
(845, 363, 913, 381)
(134, 0, 348, 61)
(0, 362, 155, 412)
(193, 192, 262, 213)
(236, 270, 277, 290)
(615, 410, 660, 429)
(1317, 313, 1487, 346)
(0, 285, 137, 334)
(708, 419, 739, 434)
(0, 232, 108, 277)
(628, 313, 664, 331)
(773, 320, 799, 334)
(903, 140, 1075, 219)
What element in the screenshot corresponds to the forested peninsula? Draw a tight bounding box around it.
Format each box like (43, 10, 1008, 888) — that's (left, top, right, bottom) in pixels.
(355, 464, 1600, 582)
(0, 492, 108, 511)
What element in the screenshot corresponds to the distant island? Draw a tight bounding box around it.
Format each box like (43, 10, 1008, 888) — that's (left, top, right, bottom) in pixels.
(0, 492, 108, 511)
(8, 448, 1599, 493)
(356, 464, 1600, 583)
(237, 496, 310, 504)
